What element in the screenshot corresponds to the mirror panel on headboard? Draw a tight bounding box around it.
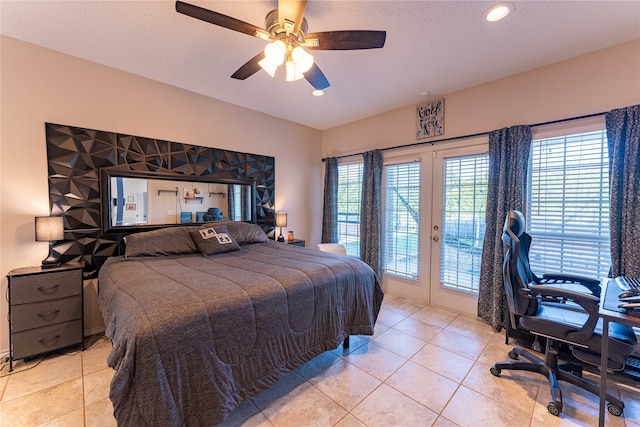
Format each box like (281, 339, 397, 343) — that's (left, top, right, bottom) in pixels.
(100, 169, 256, 234)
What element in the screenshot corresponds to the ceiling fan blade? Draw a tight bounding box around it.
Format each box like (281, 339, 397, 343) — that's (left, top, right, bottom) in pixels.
(278, 0, 307, 34)
(176, 1, 270, 40)
(231, 52, 266, 80)
(304, 63, 330, 90)
(305, 31, 386, 50)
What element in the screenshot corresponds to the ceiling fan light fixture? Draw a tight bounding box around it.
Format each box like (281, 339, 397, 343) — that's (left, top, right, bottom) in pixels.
(264, 40, 286, 65)
(285, 60, 304, 82)
(258, 57, 278, 77)
(291, 46, 314, 73)
(484, 2, 514, 22)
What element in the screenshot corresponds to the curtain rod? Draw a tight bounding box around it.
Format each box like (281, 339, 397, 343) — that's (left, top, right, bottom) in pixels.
(321, 111, 607, 162)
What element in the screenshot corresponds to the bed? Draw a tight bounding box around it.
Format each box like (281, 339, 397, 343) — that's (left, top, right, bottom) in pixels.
(97, 222, 383, 426)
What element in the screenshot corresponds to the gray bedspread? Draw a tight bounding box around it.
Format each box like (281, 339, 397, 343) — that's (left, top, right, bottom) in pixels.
(98, 241, 383, 426)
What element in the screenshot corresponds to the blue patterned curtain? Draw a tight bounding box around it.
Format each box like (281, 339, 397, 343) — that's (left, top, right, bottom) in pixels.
(321, 157, 338, 243)
(606, 104, 640, 277)
(360, 150, 383, 279)
(477, 125, 532, 331)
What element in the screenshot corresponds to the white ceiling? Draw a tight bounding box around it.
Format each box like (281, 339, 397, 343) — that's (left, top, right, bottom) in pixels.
(2, 1, 639, 130)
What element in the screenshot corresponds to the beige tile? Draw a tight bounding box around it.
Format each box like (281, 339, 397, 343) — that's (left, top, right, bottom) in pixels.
(329, 335, 370, 357)
(307, 358, 381, 411)
(432, 416, 461, 427)
(83, 367, 113, 406)
(36, 408, 84, 427)
(475, 337, 518, 367)
(251, 371, 306, 411)
(393, 316, 443, 343)
(372, 328, 426, 359)
(376, 307, 409, 328)
(445, 315, 496, 344)
(350, 383, 438, 427)
(381, 295, 425, 316)
(462, 362, 539, 415)
(260, 382, 347, 427)
(2, 353, 82, 402)
(84, 397, 117, 427)
(217, 399, 264, 427)
(82, 337, 113, 375)
(342, 342, 407, 381)
(620, 386, 640, 424)
(442, 385, 532, 427)
(530, 382, 626, 427)
(410, 306, 458, 329)
(386, 360, 459, 413)
(410, 343, 474, 383)
(231, 411, 274, 427)
(334, 414, 367, 427)
(430, 329, 487, 360)
(0, 378, 83, 427)
(295, 351, 340, 380)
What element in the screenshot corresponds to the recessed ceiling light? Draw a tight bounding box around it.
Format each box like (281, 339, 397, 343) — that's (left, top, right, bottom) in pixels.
(312, 90, 324, 96)
(484, 2, 514, 22)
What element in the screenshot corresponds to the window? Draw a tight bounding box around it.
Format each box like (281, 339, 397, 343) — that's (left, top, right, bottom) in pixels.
(337, 163, 363, 257)
(527, 130, 610, 278)
(440, 154, 489, 293)
(383, 162, 420, 279)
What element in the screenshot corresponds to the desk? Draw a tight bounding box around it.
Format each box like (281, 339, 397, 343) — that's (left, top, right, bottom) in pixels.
(598, 279, 640, 426)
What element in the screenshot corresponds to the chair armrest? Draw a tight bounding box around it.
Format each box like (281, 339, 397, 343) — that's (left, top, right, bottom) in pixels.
(521, 285, 600, 341)
(540, 273, 601, 297)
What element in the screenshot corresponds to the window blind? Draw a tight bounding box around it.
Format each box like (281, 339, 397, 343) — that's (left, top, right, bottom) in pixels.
(337, 163, 363, 257)
(527, 130, 610, 278)
(383, 162, 420, 279)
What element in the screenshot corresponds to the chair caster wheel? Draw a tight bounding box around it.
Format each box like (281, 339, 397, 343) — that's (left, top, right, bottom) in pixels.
(547, 402, 561, 416)
(607, 403, 623, 417)
(490, 366, 501, 377)
(508, 349, 519, 360)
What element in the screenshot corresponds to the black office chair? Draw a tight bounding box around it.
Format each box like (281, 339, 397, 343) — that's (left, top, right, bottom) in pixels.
(490, 210, 637, 417)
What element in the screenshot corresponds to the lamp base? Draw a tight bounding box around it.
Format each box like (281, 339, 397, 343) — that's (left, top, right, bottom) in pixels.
(41, 243, 61, 269)
(277, 227, 285, 242)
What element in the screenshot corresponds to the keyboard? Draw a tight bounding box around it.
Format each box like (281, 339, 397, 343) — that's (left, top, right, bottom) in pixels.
(614, 276, 640, 292)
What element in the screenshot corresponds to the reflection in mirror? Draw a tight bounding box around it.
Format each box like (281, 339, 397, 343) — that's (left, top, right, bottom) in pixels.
(101, 169, 255, 233)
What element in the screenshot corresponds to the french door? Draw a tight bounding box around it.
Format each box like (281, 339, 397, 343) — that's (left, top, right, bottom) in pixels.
(429, 144, 488, 316)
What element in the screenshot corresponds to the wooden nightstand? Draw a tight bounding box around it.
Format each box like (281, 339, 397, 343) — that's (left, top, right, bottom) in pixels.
(286, 239, 305, 247)
(6, 262, 84, 371)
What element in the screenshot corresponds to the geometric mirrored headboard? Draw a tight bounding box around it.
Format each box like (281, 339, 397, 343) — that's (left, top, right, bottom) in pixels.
(46, 122, 275, 278)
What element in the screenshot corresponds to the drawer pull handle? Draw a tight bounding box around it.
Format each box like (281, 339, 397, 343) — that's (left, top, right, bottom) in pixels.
(36, 284, 60, 295)
(38, 310, 61, 321)
(38, 335, 61, 347)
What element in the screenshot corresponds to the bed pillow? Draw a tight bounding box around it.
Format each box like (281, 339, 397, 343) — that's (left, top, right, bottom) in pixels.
(200, 221, 268, 245)
(124, 226, 199, 257)
(221, 221, 269, 245)
(190, 225, 241, 255)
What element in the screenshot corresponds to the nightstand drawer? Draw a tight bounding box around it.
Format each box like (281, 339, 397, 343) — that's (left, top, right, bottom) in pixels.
(12, 319, 82, 359)
(11, 296, 82, 333)
(10, 269, 81, 304)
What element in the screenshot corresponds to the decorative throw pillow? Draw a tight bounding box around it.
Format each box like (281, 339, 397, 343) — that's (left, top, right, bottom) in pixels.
(190, 225, 241, 255)
(202, 221, 268, 245)
(124, 226, 199, 257)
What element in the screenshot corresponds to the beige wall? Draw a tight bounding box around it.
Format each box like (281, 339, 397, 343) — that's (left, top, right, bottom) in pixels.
(322, 39, 640, 157)
(0, 36, 322, 353)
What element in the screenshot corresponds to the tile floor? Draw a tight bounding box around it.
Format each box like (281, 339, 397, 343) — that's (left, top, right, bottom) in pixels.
(1, 294, 639, 426)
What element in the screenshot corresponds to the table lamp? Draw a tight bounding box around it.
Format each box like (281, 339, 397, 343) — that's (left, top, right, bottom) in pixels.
(35, 216, 64, 269)
(275, 212, 287, 242)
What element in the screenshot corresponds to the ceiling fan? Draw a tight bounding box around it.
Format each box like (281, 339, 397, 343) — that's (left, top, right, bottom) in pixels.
(175, 1, 386, 91)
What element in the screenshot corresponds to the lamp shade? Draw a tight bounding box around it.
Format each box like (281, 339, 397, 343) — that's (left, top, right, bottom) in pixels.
(35, 216, 64, 242)
(275, 212, 288, 227)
